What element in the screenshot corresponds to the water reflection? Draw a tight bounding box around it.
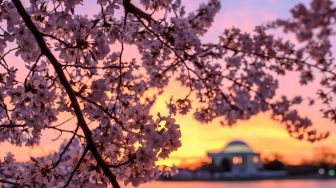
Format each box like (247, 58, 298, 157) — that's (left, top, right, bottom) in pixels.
(126, 180, 336, 188)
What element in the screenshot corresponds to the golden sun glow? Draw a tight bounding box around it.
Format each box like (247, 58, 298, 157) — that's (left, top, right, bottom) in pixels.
(150, 82, 336, 168)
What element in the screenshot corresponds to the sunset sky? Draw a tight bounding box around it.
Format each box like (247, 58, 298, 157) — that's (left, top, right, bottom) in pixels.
(1, 0, 336, 168)
(152, 0, 336, 167)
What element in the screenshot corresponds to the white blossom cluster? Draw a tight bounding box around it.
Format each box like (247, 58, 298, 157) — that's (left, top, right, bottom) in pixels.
(0, 0, 333, 187)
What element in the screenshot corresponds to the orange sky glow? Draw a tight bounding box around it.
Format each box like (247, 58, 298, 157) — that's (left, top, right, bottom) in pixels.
(152, 81, 336, 168)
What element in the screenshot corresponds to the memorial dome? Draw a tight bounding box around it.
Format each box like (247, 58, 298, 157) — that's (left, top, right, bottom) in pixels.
(221, 140, 254, 154)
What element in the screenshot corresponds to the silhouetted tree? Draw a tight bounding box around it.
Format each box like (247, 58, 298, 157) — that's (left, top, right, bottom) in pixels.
(263, 154, 285, 171)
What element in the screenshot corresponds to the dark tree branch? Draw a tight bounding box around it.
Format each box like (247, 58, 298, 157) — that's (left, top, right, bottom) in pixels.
(0, 179, 18, 186)
(52, 124, 80, 168)
(0, 178, 29, 187)
(123, 0, 153, 23)
(63, 146, 89, 188)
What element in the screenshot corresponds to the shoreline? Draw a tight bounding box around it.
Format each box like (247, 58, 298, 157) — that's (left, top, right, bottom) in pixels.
(161, 175, 336, 182)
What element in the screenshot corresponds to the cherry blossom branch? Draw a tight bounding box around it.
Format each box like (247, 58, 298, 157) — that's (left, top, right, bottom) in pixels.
(218, 43, 336, 77)
(0, 96, 12, 123)
(128, 8, 262, 115)
(123, 0, 153, 23)
(47, 126, 85, 138)
(12, 1, 120, 187)
(60, 63, 123, 70)
(63, 146, 89, 188)
(108, 154, 135, 168)
(23, 53, 42, 88)
(52, 124, 80, 168)
(0, 179, 20, 187)
(75, 93, 133, 133)
(42, 33, 76, 49)
(123, 0, 336, 81)
(111, 13, 127, 115)
(0, 47, 19, 72)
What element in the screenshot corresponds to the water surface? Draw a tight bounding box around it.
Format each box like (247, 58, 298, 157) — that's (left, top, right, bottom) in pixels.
(126, 179, 336, 188)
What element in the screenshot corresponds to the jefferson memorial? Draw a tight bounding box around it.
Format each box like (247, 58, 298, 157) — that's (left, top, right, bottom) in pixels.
(208, 140, 262, 174)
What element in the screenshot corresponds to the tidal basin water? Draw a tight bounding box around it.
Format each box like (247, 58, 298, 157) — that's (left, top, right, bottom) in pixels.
(126, 179, 336, 188)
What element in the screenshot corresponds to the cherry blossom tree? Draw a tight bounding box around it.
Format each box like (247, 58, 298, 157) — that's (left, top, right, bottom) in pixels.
(0, 0, 334, 187)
